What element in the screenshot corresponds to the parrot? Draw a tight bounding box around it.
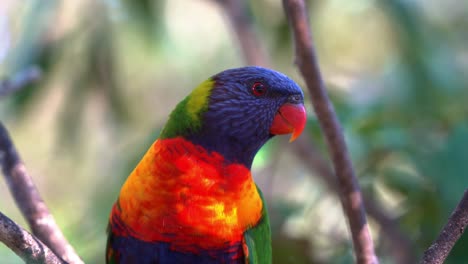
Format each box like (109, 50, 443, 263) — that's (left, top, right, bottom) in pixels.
(106, 66, 307, 264)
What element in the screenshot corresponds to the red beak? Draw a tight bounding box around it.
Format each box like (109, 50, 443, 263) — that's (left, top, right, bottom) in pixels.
(269, 103, 307, 142)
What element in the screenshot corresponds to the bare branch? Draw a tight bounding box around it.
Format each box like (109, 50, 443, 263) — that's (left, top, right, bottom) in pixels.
(214, 0, 269, 66)
(282, 0, 378, 263)
(421, 190, 468, 264)
(293, 136, 416, 264)
(215, 0, 394, 261)
(0, 122, 84, 264)
(0, 67, 41, 98)
(0, 211, 65, 264)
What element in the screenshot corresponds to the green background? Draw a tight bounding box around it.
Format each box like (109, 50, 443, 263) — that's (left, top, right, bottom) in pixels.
(1, 0, 467, 263)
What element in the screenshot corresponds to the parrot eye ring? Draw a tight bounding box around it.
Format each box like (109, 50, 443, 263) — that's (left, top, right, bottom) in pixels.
(251, 82, 267, 97)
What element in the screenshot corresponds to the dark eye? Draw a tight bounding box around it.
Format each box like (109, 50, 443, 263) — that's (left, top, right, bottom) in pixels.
(251, 82, 267, 97)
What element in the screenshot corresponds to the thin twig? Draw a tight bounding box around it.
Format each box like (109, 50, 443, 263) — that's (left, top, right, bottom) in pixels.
(0, 211, 65, 264)
(218, 0, 413, 261)
(214, 0, 269, 66)
(218, 0, 390, 261)
(421, 190, 468, 264)
(282, 0, 378, 263)
(0, 67, 41, 98)
(0, 122, 84, 264)
(293, 136, 415, 264)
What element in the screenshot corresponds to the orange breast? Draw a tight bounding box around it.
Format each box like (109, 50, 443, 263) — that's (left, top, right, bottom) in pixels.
(113, 137, 263, 251)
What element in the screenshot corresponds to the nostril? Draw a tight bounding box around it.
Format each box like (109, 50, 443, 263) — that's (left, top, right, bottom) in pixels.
(288, 94, 303, 104)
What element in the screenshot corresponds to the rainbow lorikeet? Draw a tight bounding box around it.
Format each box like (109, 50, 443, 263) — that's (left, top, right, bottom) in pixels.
(106, 66, 306, 264)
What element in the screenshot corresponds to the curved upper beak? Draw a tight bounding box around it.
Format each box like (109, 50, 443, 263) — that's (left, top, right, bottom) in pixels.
(269, 103, 307, 142)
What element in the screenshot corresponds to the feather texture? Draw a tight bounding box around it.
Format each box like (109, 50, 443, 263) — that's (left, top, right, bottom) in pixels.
(107, 67, 305, 263)
(107, 137, 264, 263)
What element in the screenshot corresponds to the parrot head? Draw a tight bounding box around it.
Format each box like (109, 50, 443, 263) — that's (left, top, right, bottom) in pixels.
(160, 66, 306, 168)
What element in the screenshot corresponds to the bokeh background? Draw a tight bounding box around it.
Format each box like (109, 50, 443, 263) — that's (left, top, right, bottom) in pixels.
(1, 0, 468, 263)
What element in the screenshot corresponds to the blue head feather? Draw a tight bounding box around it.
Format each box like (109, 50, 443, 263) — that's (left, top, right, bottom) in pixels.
(186, 66, 304, 168)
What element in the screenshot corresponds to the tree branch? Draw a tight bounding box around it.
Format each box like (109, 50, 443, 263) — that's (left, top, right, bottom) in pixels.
(421, 190, 468, 264)
(282, 0, 378, 263)
(215, 0, 269, 66)
(0, 211, 65, 264)
(0, 67, 41, 98)
(292, 136, 415, 263)
(0, 122, 84, 264)
(217, 1, 411, 262)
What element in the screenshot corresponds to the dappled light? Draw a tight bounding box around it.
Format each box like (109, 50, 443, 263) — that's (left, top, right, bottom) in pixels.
(1, 0, 468, 263)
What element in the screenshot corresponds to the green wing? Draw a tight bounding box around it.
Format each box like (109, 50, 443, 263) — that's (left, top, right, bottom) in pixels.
(243, 186, 272, 264)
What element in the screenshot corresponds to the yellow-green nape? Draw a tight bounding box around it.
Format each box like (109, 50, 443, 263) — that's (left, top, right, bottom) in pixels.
(186, 79, 215, 122)
(159, 78, 215, 139)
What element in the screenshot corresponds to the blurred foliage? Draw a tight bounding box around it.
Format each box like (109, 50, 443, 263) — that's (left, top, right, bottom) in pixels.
(1, 0, 468, 263)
